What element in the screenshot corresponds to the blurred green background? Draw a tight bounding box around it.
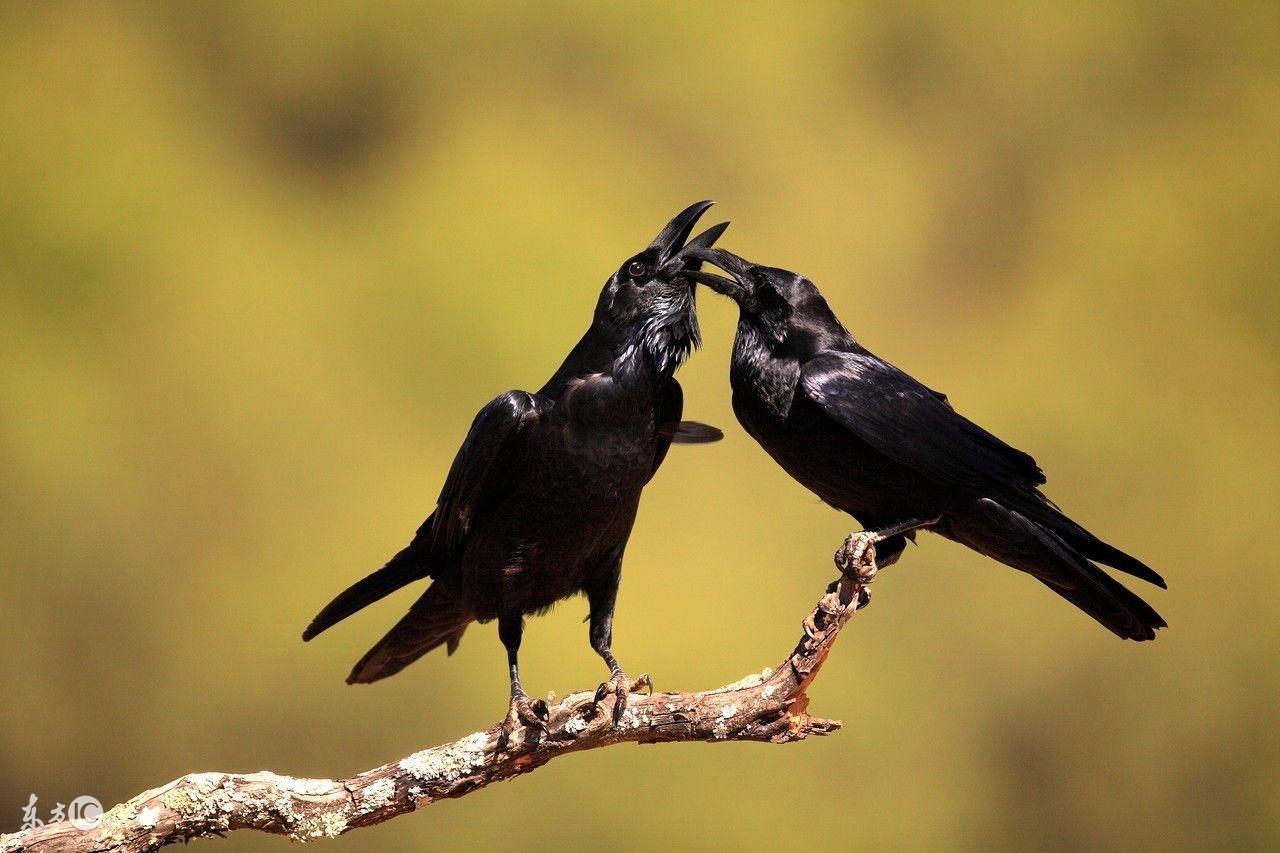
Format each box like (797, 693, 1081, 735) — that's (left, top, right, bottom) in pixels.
(1, 2, 1276, 849)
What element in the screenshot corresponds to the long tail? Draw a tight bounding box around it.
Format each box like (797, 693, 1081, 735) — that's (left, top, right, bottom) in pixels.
(346, 582, 473, 684)
(945, 499, 1166, 641)
(303, 527, 435, 642)
(1008, 492, 1167, 589)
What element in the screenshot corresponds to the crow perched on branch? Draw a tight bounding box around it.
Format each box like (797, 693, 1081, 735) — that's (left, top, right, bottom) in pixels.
(304, 202, 726, 743)
(685, 247, 1166, 641)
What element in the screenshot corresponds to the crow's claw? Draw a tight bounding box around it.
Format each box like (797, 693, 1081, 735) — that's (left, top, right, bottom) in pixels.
(593, 671, 650, 725)
(835, 530, 882, 582)
(497, 690, 549, 752)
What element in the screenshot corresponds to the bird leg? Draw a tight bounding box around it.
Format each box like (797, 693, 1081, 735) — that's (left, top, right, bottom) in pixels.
(500, 681, 549, 752)
(497, 615, 548, 752)
(586, 569, 650, 725)
(834, 516, 942, 582)
(805, 518, 940, 640)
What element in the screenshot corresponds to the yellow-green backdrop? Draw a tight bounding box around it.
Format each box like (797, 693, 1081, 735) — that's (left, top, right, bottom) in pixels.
(1, 3, 1276, 849)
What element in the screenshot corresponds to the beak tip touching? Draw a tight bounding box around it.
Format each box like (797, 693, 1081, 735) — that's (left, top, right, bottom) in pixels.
(676, 243, 752, 298)
(650, 202, 752, 297)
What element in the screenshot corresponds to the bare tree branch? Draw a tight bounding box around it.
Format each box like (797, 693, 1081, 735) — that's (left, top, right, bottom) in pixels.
(1, 565, 874, 853)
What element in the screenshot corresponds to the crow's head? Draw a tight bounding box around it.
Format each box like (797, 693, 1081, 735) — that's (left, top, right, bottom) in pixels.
(682, 247, 845, 352)
(595, 200, 728, 374)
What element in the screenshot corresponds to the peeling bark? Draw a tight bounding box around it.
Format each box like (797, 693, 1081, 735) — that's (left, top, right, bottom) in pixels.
(1, 566, 873, 852)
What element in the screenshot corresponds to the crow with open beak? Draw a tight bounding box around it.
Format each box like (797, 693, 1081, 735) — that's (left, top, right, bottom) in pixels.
(684, 246, 1166, 641)
(304, 202, 727, 745)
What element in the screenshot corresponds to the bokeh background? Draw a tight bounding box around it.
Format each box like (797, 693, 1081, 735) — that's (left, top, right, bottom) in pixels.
(2, 2, 1276, 849)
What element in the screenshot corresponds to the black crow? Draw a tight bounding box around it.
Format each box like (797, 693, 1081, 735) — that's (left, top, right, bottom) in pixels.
(304, 202, 727, 744)
(685, 247, 1166, 640)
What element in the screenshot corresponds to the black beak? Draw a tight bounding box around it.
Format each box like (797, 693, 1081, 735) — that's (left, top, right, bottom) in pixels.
(680, 221, 730, 270)
(679, 247, 754, 298)
(649, 200, 716, 263)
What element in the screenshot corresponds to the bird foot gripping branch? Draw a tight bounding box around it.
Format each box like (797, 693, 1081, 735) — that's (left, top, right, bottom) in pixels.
(832, 517, 942, 590)
(592, 671, 654, 725)
(835, 531, 884, 583)
(799, 529, 882, 642)
(1, 565, 875, 853)
(496, 690, 551, 753)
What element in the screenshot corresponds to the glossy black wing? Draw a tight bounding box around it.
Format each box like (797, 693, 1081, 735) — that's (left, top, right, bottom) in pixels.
(427, 390, 545, 559)
(799, 350, 1046, 500)
(667, 421, 723, 443)
(648, 377, 727, 479)
(303, 390, 542, 641)
(649, 379, 684, 480)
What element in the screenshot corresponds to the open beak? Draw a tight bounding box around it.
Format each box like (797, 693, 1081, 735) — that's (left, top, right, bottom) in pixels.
(678, 247, 754, 298)
(649, 200, 716, 264)
(680, 221, 730, 270)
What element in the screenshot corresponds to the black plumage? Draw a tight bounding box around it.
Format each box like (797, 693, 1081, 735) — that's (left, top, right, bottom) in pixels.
(685, 247, 1166, 641)
(304, 202, 727, 740)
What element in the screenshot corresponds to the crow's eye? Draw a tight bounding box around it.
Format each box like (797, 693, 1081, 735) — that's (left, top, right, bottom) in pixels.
(627, 261, 648, 279)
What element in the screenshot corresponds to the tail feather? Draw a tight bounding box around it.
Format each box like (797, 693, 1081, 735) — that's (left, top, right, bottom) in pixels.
(948, 499, 1166, 641)
(1043, 561, 1166, 641)
(303, 542, 430, 642)
(346, 582, 473, 684)
(1069, 532, 1167, 589)
(1022, 500, 1166, 589)
(1026, 517, 1166, 640)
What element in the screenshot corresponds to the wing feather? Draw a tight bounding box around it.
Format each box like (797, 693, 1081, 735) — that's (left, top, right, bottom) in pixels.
(799, 351, 1045, 501)
(427, 390, 545, 560)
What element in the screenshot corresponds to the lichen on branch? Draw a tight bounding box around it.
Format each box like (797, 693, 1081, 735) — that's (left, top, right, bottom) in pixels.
(1, 566, 873, 853)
